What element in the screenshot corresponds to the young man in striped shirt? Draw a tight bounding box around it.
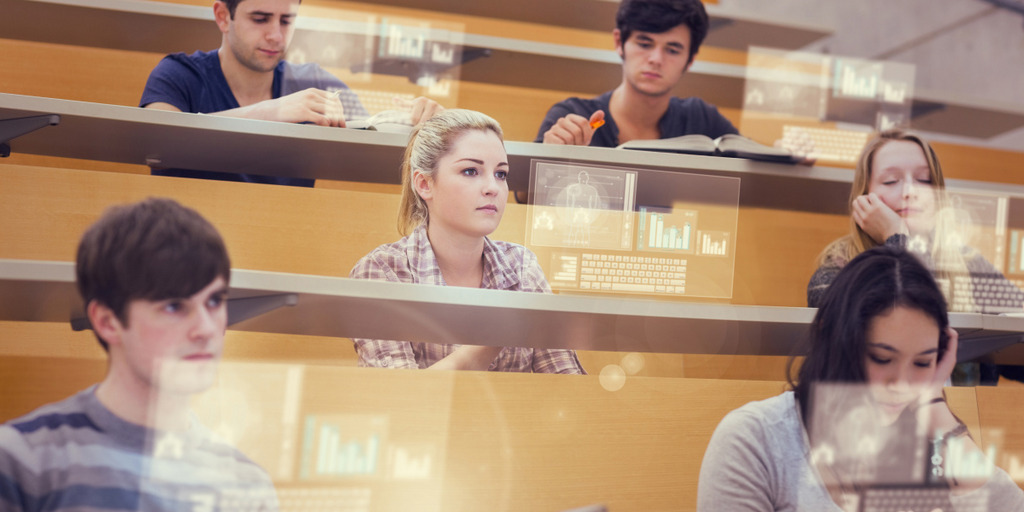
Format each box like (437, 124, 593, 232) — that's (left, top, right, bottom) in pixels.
(0, 198, 277, 511)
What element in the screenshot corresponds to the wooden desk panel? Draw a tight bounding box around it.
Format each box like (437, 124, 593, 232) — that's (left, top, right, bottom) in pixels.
(440, 373, 788, 511)
(0, 355, 787, 511)
(0, 161, 844, 309)
(0, 38, 159, 107)
(976, 385, 1024, 487)
(0, 319, 763, 381)
(0, 163, 399, 277)
(8, 256, 1024, 365)
(0, 321, 105, 361)
(3, 354, 1015, 508)
(0, 320, 359, 370)
(0, 356, 107, 422)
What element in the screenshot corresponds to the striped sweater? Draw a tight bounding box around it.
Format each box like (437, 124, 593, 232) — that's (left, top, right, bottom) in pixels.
(0, 386, 278, 511)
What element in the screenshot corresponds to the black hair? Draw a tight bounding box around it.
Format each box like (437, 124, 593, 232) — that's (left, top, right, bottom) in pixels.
(220, 0, 301, 19)
(616, 0, 709, 63)
(789, 245, 950, 426)
(221, 0, 243, 18)
(76, 197, 231, 351)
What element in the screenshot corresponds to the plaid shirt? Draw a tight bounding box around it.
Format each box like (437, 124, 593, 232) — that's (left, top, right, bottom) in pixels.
(349, 225, 586, 374)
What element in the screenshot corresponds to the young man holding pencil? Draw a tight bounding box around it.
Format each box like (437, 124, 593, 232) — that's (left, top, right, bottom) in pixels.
(535, 0, 737, 147)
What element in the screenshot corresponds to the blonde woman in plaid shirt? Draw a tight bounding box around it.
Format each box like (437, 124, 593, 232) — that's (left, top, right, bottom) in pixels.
(349, 109, 586, 373)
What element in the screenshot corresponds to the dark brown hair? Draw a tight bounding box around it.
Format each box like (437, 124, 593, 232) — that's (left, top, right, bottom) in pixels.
(790, 245, 949, 426)
(616, 0, 709, 64)
(76, 198, 230, 350)
(220, 0, 301, 18)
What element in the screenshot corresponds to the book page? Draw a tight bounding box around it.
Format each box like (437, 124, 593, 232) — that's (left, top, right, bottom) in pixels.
(617, 134, 717, 155)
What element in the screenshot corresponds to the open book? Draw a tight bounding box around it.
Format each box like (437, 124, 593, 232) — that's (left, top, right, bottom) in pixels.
(618, 133, 800, 164)
(346, 109, 415, 134)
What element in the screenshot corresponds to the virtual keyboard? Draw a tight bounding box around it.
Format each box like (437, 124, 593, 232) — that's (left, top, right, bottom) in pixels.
(952, 275, 1024, 313)
(783, 125, 870, 163)
(859, 486, 952, 512)
(578, 253, 687, 295)
(858, 485, 987, 512)
(277, 486, 371, 512)
(348, 88, 417, 116)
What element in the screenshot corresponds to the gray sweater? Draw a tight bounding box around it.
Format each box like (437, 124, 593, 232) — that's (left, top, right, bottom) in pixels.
(697, 392, 1024, 511)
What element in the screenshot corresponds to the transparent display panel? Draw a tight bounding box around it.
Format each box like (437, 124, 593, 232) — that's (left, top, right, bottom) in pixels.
(526, 160, 740, 300)
(288, 12, 465, 114)
(741, 47, 916, 163)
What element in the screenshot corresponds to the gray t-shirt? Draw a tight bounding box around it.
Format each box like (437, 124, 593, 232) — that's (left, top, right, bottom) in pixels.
(697, 391, 1024, 511)
(0, 386, 278, 511)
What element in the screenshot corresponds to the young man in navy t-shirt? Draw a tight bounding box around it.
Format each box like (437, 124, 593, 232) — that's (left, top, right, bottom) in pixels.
(140, 0, 442, 186)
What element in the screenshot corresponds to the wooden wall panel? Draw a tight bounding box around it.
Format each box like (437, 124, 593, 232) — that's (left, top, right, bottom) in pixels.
(0, 163, 844, 306)
(0, 321, 106, 362)
(732, 207, 846, 307)
(0, 163, 400, 276)
(0, 353, 787, 511)
(936, 141, 1024, 187)
(682, 354, 795, 381)
(0, 356, 108, 422)
(0, 38, 159, 106)
(441, 374, 786, 511)
(945, 386, 984, 449)
(4, 353, 1011, 510)
(976, 384, 1024, 488)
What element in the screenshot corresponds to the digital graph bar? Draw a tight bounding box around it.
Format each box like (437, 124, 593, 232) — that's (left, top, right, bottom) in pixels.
(646, 212, 691, 251)
(316, 424, 379, 476)
(391, 447, 433, 479)
(302, 417, 382, 478)
(699, 231, 729, 257)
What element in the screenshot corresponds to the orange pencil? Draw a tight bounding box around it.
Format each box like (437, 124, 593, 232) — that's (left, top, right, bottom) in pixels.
(590, 119, 605, 130)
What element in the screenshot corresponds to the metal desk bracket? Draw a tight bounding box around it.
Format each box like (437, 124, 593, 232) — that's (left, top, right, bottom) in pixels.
(1, 114, 61, 157)
(70, 293, 299, 331)
(957, 333, 1024, 362)
(227, 293, 300, 326)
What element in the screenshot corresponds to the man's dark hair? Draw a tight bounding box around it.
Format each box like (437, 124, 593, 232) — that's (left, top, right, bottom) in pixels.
(788, 245, 950, 427)
(220, 0, 301, 19)
(616, 0, 709, 63)
(76, 197, 231, 351)
(221, 0, 243, 18)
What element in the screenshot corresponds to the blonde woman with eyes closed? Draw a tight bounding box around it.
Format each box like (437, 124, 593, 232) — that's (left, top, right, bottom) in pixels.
(807, 129, 1024, 316)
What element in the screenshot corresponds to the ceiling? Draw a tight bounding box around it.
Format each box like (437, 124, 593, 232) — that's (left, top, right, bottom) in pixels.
(719, 0, 1024, 151)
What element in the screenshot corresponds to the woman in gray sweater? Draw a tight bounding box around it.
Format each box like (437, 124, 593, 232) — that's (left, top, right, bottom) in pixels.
(699, 245, 1024, 511)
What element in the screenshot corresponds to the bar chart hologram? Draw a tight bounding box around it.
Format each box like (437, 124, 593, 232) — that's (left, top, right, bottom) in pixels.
(698, 231, 730, 257)
(300, 415, 387, 479)
(638, 207, 697, 254)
